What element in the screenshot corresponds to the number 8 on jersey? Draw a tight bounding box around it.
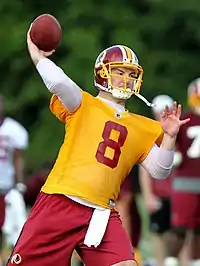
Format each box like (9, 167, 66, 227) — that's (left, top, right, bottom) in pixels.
(95, 121, 128, 169)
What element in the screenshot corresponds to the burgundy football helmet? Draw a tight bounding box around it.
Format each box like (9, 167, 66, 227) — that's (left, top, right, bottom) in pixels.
(94, 45, 143, 100)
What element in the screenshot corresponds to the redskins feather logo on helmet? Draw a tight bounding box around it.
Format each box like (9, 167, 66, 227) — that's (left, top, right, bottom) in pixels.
(94, 45, 143, 100)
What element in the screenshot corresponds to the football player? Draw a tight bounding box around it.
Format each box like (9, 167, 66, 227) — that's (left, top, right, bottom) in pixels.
(23, 161, 53, 207)
(7, 28, 190, 266)
(0, 94, 28, 265)
(164, 79, 200, 266)
(140, 95, 173, 266)
(140, 95, 190, 266)
(2, 188, 27, 263)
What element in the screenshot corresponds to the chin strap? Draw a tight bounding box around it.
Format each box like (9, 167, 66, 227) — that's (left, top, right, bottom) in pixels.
(96, 82, 155, 107)
(135, 93, 155, 107)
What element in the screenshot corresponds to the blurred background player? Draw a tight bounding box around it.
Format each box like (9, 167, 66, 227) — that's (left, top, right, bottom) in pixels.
(24, 161, 53, 208)
(0, 94, 28, 265)
(116, 167, 142, 265)
(165, 79, 200, 266)
(140, 95, 173, 266)
(2, 187, 27, 264)
(140, 95, 190, 266)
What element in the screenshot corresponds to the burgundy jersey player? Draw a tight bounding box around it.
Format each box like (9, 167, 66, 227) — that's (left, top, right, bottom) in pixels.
(165, 78, 200, 266)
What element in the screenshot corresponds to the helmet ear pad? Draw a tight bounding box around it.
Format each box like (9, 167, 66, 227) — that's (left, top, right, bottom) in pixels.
(95, 67, 109, 90)
(99, 68, 107, 78)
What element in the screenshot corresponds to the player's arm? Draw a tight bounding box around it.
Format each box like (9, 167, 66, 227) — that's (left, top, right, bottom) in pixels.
(116, 195, 133, 240)
(139, 165, 161, 212)
(13, 149, 26, 193)
(140, 143, 174, 179)
(12, 120, 29, 193)
(116, 179, 133, 239)
(141, 135, 183, 179)
(27, 30, 82, 113)
(139, 165, 153, 198)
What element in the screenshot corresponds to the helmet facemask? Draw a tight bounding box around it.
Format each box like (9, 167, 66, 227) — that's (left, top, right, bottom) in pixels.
(96, 62, 143, 100)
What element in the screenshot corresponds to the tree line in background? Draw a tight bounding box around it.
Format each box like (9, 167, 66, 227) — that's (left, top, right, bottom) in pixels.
(1, 0, 200, 172)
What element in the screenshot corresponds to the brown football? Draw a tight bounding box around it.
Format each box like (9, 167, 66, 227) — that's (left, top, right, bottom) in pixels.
(30, 14, 62, 52)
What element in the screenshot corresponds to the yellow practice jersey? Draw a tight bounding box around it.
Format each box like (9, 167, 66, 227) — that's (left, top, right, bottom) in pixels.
(42, 91, 163, 208)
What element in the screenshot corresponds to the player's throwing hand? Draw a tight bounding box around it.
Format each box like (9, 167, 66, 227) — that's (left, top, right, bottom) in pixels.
(27, 26, 54, 65)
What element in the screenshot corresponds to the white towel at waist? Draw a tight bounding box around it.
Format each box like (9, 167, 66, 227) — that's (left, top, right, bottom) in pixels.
(66, 195, 111, 247)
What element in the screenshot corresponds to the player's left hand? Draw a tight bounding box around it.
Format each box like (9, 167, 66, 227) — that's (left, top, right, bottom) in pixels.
(160, 102, 190, 137)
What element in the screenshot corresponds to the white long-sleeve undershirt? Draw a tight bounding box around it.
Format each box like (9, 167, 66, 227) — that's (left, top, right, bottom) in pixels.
(36, 58, 174, 179)
(141, 144, 173, 179)
(36, 58, 82, 112)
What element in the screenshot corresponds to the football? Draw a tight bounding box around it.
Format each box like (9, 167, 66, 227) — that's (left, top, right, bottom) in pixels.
(30, 14, 62, 52)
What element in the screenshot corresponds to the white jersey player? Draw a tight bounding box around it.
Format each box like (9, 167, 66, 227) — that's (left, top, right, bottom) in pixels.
(0, 94, 28, 265)
(0, 117, 28, 192)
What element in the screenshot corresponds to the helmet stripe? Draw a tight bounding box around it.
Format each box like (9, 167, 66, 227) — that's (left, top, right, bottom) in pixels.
(118, 45, 127, 61)
(123, 46, 133, 61)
